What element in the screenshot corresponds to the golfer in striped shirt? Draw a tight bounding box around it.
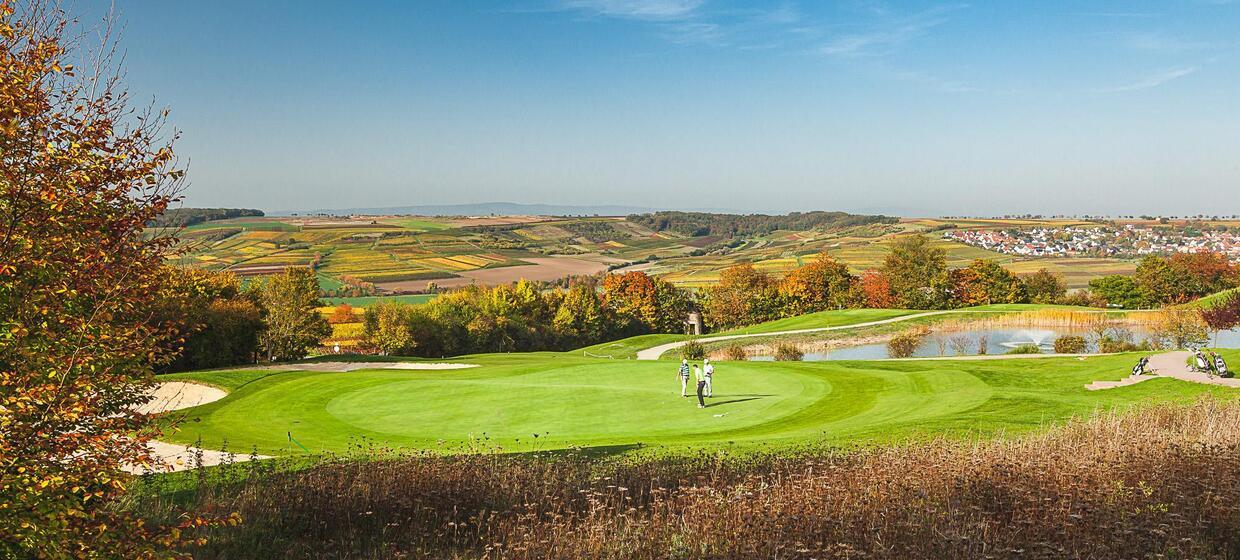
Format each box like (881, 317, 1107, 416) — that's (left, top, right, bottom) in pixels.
(678, 359, 691, 397)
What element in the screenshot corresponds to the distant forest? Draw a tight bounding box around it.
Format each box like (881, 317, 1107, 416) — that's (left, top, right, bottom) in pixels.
(627, 211, 898, 238)
(151, 208, 265, 228)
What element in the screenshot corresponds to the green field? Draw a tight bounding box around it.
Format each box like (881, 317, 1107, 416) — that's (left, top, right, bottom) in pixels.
(321, 294, 438, 307)
(161, 348, 1239, 456)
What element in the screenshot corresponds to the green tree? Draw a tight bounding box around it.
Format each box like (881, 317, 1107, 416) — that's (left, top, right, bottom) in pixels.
(880, 235, 952, 309)
(778, 252, 860, 315)
(651, 278, 693, 333)
(951, 259, 1027, 306)
(257, 267, 331, 361)
(1023, 269, 1067, 304)
(155, 267, 262, 372)
(363, 303, 418, 355)
(1150, 308, 1209, 349)
(1088, 275, 1150, 309)
(703, 264, 780, 329)
(552, 283, 609, 346)
(1134, 255, 1180, 305)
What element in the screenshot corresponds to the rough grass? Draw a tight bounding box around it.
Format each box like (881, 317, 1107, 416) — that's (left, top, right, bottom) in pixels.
(138, 398, 1240, 559)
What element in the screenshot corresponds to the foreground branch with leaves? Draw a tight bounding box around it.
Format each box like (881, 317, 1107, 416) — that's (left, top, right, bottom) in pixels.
(0, 2, 221, 556)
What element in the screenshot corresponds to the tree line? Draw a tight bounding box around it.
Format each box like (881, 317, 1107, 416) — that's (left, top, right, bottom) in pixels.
(149, 207, 265, 228)
(627, 211, 898, 238)
(1087, 252, 1238, 308)
(700, 235, 1238, 329)
(699, 235, 1069, 329)
(361, 272, 691, 356)
(154, 267, 331, 372)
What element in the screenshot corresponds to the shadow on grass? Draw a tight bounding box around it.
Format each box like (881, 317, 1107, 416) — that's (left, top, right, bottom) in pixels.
(706, 397, 763, 408)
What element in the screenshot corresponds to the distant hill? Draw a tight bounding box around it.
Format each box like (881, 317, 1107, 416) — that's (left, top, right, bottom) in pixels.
(275, 202, 736, 217)
(151, 207, 265, 228)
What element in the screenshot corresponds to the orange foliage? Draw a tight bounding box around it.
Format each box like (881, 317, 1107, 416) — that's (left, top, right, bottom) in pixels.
(859, 270, 898, 308)
(330, 303, 358, 324)
(0, 2, 221, 555)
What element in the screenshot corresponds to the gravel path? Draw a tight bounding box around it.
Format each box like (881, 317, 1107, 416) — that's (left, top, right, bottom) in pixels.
(1086, 351, 1240, 390)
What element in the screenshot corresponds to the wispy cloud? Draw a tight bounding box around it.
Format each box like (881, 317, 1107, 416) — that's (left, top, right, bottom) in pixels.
(662, 21, 724, 45)
(1069, 11, 1158, 18)
(886, 68, 978, 93)
(818, 4, 967, 57)
(559, 0, 704, 21)
(1099, 66, 1198, 92)
(1124, 32, 1222, 53)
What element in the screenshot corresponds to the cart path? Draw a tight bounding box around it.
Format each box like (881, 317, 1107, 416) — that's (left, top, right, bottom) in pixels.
(1085, 351, 1240, 390)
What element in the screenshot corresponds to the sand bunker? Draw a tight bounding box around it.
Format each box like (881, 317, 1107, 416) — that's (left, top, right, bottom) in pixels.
(127, 440, 272, 474)
(135, 381, 228, 414)
(126, 381, 256, 473)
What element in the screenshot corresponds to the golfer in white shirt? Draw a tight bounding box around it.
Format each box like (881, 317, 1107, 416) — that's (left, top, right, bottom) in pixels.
(703, 358, 714, 397)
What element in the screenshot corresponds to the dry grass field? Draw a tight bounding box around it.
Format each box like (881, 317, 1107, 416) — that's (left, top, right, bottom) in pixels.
(139, 398, 1240, 559)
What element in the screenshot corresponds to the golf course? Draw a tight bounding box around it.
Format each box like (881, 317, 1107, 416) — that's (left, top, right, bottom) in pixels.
(159, 312, 1240, 457)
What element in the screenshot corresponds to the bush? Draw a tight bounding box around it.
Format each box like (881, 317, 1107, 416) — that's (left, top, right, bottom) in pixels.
(1099, 337, 1146, 354)
(1006, 343, 1041, 355)
(723, 344, 749, 361)
(1053, 335, 1087, 354)
(887, 330, 925, 359)
(681, 339, 706, 361)
(773, 343, 804, 361)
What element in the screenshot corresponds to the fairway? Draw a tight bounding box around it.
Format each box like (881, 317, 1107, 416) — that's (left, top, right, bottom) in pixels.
(161, 350, 1239, 456)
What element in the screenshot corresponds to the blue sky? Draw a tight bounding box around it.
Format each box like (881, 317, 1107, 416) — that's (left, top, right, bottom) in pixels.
(95, 1, 1239, 215)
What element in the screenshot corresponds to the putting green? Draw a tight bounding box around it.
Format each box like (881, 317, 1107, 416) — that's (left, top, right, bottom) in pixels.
(161, 350, 1239, 456)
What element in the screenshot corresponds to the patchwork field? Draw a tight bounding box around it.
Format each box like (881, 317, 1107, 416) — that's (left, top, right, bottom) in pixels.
(169, 214, 1141, 294)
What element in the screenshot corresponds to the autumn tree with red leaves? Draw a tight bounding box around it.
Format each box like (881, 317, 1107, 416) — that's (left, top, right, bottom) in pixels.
(777, 251, 861, 315)
(1199, 290, 1240, 347)
(858, 270, 898, 309)
(0, 2, 224, 556)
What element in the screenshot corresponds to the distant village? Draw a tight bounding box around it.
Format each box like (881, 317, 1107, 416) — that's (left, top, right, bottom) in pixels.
(945, 225, 1240, 261)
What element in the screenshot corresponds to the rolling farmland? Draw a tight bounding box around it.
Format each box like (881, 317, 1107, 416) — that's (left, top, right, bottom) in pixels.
(171, 214, 1141, 295)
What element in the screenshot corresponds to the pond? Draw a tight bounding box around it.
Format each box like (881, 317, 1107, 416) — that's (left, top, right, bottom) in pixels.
(749, 327, 1240, 361)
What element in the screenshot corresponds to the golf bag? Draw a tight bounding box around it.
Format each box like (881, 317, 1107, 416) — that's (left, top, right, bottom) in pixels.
(1216, 355, 1231, 378)
(1192, 352, 1210, 373)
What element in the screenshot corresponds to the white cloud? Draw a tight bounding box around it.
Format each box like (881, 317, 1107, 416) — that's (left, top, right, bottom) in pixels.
(818, 4, 966, 57)
(1124, 32, 1220, 53)
(1099, 66, 1198, 92)
(560, 0, 704, 20)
